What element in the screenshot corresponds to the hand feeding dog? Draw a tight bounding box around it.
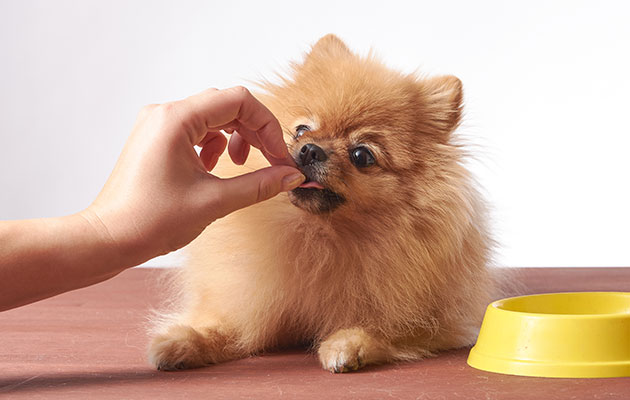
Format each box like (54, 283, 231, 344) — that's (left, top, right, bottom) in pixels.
(148, 34, 496, 373)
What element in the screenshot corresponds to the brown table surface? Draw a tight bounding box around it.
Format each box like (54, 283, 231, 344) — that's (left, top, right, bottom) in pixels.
(1, 267, 629, 399)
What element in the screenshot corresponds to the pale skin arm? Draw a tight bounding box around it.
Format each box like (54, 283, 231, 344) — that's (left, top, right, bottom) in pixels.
(0, 87, 305, 312)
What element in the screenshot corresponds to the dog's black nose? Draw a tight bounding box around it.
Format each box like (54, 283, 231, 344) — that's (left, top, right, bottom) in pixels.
(299, 143, 328, 165)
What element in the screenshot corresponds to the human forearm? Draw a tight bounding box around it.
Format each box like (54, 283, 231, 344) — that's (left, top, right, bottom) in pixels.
(0, 212, 132, 312)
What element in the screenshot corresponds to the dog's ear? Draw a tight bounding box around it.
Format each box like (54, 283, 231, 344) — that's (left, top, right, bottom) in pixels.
(419, 75, 463, 136)
(304, 34, 352, 63)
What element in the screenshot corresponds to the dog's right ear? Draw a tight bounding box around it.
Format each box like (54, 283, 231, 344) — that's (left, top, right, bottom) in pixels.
(304, 34, 352, 63)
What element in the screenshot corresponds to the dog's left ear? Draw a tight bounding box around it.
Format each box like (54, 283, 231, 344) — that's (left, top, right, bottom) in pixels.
(419, 75, 463, 136)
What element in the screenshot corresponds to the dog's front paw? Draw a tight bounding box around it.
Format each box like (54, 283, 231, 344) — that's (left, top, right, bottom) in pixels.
(149, 325, 208, 371)
(318, 328, 376, 373)
(148, 325, 236, 371)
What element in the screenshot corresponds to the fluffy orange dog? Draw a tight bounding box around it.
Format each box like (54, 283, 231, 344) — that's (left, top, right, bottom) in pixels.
(148, 35, 495, 373)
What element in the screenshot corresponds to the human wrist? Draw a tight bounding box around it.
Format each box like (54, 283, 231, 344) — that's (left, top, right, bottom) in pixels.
(75, 208, 138, 273)
(0, 212, 134, 311)
(78, 206, 164, 270)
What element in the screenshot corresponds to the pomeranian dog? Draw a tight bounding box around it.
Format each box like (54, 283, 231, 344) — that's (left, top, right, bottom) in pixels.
(148, 34, 495, 373)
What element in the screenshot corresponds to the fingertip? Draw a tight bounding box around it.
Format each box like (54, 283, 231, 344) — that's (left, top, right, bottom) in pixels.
(227, 132, 250, 165)
(200, 146, 221, 171)
(199, 132, 228, 171)
(210, 166, 302, 217)
(281, 172, 306, 191)
(261, 148, 298, 168)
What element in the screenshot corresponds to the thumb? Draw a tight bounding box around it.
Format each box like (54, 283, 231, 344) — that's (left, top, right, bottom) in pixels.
(211, 166, 305, 218)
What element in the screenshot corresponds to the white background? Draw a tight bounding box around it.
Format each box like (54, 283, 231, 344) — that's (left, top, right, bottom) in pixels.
(1, 1, 628, 268)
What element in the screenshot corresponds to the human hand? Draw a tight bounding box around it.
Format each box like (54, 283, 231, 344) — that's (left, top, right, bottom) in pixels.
(82, 87, 304, 266)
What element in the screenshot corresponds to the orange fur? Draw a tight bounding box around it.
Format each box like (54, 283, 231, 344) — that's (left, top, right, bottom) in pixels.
(148, 34, 496, 372)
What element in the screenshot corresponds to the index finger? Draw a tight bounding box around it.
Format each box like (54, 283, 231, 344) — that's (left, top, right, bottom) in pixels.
(181, 87, 295, 167)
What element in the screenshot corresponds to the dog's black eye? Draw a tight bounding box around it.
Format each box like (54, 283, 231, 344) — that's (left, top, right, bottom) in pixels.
(350, 147, 375, 168)
(295, 124, 310, 139)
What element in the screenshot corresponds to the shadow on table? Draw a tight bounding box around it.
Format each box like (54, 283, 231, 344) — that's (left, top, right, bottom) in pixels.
(0, 356, 396, 395)
(0, 369, 180, 394)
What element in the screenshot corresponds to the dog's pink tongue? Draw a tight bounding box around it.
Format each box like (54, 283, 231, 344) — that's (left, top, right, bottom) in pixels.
(299, 181, 325, 189)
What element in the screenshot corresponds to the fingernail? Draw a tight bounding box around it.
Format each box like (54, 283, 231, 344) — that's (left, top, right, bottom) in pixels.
(282, 173, 305, 191)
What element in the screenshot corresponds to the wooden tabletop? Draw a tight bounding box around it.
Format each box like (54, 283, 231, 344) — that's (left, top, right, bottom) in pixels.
(1, 267, 629, 399)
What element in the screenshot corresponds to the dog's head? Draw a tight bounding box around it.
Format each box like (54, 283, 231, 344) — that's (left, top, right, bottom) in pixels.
(262, 35, 464, 217)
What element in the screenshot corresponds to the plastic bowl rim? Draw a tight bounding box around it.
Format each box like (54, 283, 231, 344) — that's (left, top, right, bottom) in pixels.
(489, 291, 630, 319)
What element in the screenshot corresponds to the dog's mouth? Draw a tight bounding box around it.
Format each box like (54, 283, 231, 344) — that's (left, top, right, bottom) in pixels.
(294, 164, 327, 190)
(288, 167, 345, 213)
(298, 179, 325, 190)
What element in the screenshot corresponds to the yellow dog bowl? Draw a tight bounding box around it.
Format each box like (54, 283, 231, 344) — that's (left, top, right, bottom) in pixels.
(467, 292, 630, 378)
